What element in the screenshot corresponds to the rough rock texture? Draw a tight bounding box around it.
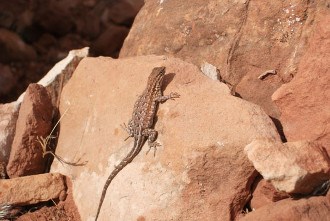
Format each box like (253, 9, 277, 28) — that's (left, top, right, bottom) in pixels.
(6, 84, 53, 177)
(51, 55, 281, 220)
(245, 139, 330, 194)
(0, 0, 144, 103)
(0, 173, 66, 205)
(250, 177, 290, 210)
(0, 102, 19, 163)
(0, 161, 6, 179)
(240, 193, 330, 221)
(120, 0, 327, 119)
(15, 176, 81, 221)
(272, 7, 330, 151)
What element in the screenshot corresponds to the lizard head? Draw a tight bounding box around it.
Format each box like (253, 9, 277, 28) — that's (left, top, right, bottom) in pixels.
(148, 66, 166, 84)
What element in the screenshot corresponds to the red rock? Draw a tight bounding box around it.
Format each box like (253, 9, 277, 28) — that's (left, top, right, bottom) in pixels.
(103, 0, 144, 25)
(272, 8, 330, 151)
(34, 2, 75, 36)
(0, 173, 66, 205)
(120, 0, 327, 118)
(33, 33, 59, 62)
(0, 2, 27, 29)
(16, 202, 81, 221)
(74, 11, 101, 40)
(245, 139, 330, 194)
(250, 177, 289, 210)
(91, 24, 129, 57)
(6, 84, 53, 177)
(58, 34, 89, 52)
(0, 64, 17, 96)
(240, 194, 330, 221)
(0, 28, 37, 62)
(8, 175, 81, 221)
(0, 102, 19, 163)
(51, 55, 281, 220)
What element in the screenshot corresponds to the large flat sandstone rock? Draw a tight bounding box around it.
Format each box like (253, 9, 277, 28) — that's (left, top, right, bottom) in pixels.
(51, 55, 281, 220)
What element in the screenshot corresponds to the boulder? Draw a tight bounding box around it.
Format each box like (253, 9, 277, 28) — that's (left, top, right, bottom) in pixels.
(0, 173, 66, 205)
(245, 139, 330, 194)
(51, 55, 281, 220)
(272, 8, 330, 151)
(6, 84, 53, 177)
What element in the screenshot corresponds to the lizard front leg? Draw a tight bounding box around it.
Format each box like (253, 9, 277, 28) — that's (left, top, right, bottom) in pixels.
(155, 92, 180, 103)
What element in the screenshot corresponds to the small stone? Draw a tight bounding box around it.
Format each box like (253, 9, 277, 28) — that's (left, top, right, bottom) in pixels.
(200, 62, 220, 81)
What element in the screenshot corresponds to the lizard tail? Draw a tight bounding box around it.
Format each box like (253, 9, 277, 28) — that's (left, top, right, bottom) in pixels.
(95, 161, 127, 221)
(95, 139, 144, 220)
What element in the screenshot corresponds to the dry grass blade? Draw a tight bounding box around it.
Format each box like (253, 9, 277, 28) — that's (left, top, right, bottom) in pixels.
(37, 107, 87, 167)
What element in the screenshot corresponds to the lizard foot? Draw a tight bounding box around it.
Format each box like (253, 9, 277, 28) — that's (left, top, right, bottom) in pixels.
(146, 142, 161, 157)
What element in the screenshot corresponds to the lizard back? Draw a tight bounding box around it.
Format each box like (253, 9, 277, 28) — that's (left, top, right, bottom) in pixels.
(94, 66, 168, 221)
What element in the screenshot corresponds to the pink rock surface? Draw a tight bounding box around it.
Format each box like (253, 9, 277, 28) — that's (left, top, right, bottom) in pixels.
(6, 84, 53, 177)
(272, 8, 330, 151)
(51, 55, 280, 220)
(0, 173, 66, 205)
(245, 139, 330, 194)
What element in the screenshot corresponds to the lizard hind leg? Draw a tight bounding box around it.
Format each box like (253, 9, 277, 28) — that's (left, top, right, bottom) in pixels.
(143, 129, 161, 156)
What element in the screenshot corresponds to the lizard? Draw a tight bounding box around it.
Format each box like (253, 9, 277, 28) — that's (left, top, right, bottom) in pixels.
(95, 66, 180, 220)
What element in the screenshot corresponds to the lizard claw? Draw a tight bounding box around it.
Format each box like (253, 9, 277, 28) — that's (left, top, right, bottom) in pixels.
(169, 92, 180, 100)
(146, 142, 161, 156)
(121, 122, 133, 139)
